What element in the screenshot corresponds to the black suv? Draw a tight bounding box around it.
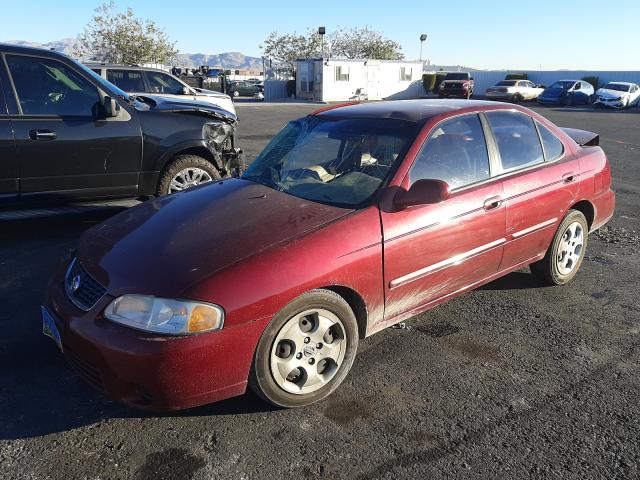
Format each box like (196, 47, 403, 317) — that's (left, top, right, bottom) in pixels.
(0, 44, 242, 205)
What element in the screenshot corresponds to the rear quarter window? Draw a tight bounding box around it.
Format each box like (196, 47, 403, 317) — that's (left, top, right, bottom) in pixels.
(537, 122, 564, 161)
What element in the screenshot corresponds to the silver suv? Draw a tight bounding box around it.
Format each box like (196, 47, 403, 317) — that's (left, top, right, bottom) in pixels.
(86, 64, 236, 116)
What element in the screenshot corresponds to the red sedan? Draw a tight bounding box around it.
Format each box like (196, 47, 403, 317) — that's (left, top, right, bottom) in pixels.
(43, 100, 615, 410)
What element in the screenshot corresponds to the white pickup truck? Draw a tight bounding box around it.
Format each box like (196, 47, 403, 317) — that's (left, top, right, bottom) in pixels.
(485, 80, 545, 102)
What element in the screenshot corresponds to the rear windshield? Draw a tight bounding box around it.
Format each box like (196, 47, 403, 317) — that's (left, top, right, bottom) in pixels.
(496, 81, 517, 86)
(603, 83, 630, 92)
(243, 116, 421, 208)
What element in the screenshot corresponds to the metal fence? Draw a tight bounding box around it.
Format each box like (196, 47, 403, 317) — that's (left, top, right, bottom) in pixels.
(264, 80, 290, 101)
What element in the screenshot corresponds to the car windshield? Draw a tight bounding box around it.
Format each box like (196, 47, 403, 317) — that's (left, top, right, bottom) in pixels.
(549, 81, 575, 90)
(242, 116, 420, 208)
(496, 81, 517, 86)
(603, 83, 630, 92)
(77, 63, 130, 101)
(445, 73, 469, 80)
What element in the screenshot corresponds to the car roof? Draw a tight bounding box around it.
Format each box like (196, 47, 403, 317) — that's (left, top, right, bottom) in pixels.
(604, 81, 635, 86)
(0, 42, 70, 59)
(84, 63, 169, 73)
(315, 99, 499, 123)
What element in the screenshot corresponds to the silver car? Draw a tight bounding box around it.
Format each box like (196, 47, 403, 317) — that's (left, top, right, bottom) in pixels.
(86, 64, 236, 116)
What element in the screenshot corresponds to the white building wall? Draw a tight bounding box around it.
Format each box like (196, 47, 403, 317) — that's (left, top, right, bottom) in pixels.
(297, 59, 422, 102)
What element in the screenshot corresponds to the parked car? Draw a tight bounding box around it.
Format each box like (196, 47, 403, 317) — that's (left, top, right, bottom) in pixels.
(485, 80, 545, 102)
(594, 82, 640, 109)
(86, 64, 236, 116)
(228, 80, 264, 98)
(438, 72, 474, 98)
(43, 99, 614, 411)
(537, 80, 594, 106)
(0, 44, 243, 205)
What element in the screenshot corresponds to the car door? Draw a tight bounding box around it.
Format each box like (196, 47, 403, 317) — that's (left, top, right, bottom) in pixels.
(484, 110, 580, 270)
(0, 63, 18, 201)
(381, 113, 506, 322)
(522, 81, 534, 99)
(5, 53, 142, 199)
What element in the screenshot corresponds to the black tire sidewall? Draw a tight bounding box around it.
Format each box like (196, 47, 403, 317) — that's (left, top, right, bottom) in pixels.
(157, 155, 221, 196)
(250, 290, 359, 408)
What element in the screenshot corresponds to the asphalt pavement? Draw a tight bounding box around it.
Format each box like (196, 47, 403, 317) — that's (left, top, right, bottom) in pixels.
(0, 102, 638, 479)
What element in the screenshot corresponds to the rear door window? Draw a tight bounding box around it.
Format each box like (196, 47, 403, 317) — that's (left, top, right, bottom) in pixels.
(409, 114, 490, 189)
(486, 111, 544, 171)
(6, 55, 100, 116)
(106, 69, 146, 92)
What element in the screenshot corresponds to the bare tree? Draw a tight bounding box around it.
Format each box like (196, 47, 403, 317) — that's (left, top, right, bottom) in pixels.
(262, 26, 404, 67)
(329, 27, 404, 60)
(76, 1, 177, 64)
(262, 29, 323, 71)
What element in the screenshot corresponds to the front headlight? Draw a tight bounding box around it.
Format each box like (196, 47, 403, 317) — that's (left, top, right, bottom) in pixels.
(104, 295, 224, 335)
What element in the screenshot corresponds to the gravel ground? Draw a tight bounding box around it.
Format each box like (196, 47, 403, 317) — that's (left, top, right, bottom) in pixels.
(0, 102, 638, 480)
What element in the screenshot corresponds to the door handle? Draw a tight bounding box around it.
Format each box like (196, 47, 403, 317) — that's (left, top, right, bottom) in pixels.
(29, 129, 57, 141)
(483, 196, 502, 211)
(562, 172, 576, 184)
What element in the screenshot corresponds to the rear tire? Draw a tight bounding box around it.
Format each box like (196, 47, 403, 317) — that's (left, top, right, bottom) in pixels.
(249, 289, 359, 408)
(530, 210, 589, 285)
(513, 93, 524, 103)
(157, 155, 221, 196)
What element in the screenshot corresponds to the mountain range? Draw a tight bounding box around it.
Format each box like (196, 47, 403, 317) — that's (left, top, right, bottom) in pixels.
(2, 38, 262, 69)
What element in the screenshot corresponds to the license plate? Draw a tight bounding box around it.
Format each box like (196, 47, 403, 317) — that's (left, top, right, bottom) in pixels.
(42, 306, 63, 352)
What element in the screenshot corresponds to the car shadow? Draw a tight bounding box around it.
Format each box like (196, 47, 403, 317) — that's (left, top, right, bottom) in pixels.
(0, 211, 277, 440)
(479, 270, 546, 291)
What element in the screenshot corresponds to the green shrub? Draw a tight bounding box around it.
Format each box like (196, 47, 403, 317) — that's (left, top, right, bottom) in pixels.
(422, 73, 436, 93)
(582, 76, 599, 90)
(505, 73, 528, 80)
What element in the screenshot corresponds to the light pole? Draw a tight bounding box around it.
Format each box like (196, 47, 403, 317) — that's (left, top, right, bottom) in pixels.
(319, 26, 326, 58)
(419, 34, 428, 62)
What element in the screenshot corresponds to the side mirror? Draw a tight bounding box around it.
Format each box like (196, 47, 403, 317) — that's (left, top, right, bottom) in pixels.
(103, 96, 119, 118)
(470, 77, 474, 81)
(394, 179, 451, 208)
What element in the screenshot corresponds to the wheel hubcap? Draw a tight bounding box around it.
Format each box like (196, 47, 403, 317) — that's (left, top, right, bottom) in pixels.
(168, 168, 213, 193)
(556, 221, 584, 275)
(270, 308, 347, 394)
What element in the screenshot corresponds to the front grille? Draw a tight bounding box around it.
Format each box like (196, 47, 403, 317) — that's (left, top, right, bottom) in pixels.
(64, 258, 106, 311)
(66, 349, 106, 393)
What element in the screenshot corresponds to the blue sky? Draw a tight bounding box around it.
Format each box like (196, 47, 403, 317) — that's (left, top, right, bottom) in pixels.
(2, 0, 638, 70)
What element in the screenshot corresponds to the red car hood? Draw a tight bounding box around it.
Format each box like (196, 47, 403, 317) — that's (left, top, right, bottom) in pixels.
(77, 179, 353, 297)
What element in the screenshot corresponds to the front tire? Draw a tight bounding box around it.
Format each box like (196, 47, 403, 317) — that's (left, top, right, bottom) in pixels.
(249, 289, 359, 408)
(530, 210, 589, 285)
(157, 155, 221, 196)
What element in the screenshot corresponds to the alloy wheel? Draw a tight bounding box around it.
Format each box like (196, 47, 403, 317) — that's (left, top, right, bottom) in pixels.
(168, 167, 213, 193)
(556, 221, 584, 275)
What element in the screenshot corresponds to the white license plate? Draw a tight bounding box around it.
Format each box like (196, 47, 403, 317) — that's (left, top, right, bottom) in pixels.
(42, 306, 63, 352)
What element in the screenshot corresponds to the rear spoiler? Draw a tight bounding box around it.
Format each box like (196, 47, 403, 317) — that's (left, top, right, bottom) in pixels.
(560, 127, 599, 147)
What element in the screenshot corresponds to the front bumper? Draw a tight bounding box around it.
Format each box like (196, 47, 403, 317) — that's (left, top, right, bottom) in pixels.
(45, 261, 263, 411)
(594, 98, 625, 109)
(440, 88, 470, 97)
